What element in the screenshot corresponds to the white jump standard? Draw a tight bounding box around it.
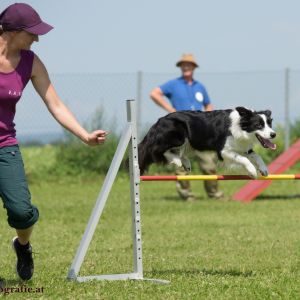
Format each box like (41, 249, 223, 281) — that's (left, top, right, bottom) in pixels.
(67, 100, 169, 284)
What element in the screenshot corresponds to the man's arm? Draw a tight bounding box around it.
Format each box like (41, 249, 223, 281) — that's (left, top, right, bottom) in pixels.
(150, 87, 176, 113)
(202, 84, 213, 112)
(204, 103, 213, 111)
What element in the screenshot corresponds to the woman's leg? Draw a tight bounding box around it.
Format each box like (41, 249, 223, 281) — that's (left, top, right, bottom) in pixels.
(0, 146, 38, 280)
(16, 225, 34, 245)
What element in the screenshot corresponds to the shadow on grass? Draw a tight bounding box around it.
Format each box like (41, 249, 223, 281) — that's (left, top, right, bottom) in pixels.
(151, 193, 300, 203)
(148, 268, 254, 278)
(256, 194, 300, 201)
(162, 196, 208, 202)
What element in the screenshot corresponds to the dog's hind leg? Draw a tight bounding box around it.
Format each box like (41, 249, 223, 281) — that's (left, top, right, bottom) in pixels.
(163, 149, 183, 168)
(180, 139, 191, 172)
(163, 139, 191, 171)
(181, 139, 192, 172)
(181, 156, 191, 173)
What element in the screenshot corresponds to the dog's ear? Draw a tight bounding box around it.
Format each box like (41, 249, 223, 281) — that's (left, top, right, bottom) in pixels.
(257, 109, 272, 117)
(235, 107, 253, 117)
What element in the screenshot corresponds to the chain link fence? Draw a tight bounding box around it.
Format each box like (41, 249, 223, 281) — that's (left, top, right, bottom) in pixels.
(15, 69, 300, 147)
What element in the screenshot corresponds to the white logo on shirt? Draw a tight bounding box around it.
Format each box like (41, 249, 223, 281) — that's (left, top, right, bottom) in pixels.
(8, 90, 22, 97)
(195, 92, 204, 102)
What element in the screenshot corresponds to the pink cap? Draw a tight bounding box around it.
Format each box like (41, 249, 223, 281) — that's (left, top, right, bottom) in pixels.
(0, 3, 53, 35)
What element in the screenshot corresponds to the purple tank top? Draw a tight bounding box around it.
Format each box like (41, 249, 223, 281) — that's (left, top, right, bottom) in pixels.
(0, 50, 34, 147)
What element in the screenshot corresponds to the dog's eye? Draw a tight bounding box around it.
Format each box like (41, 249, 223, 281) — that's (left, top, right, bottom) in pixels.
(257, 124, 264, 129)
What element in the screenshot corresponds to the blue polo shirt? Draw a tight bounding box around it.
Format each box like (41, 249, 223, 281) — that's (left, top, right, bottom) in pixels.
(159, 77, 211, 111)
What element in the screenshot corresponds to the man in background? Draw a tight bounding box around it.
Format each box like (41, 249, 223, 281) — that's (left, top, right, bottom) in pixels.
(150, 53, 224, 201)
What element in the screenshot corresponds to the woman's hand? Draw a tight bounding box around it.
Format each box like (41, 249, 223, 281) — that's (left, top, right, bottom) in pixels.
(84, 130, 108, 146)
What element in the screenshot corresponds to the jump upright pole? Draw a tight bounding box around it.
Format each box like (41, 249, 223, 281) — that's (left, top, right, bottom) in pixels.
(67, 100, 168, 284)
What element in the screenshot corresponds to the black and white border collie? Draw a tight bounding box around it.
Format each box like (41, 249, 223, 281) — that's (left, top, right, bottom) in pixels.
(138, 107, 276, 178)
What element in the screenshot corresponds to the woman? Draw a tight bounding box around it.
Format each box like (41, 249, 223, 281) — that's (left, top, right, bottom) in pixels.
(0, 3, 107, 280)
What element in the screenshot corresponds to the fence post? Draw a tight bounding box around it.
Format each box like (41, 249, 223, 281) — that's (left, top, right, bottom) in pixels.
(284, 68, 290, 150)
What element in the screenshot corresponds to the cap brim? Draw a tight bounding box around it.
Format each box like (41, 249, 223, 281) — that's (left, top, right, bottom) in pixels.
(25, 21, 53, 35)
(176, 61, 198, 68)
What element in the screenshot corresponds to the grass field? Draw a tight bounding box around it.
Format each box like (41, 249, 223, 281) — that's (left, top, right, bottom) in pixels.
(0, 150, 300, 299)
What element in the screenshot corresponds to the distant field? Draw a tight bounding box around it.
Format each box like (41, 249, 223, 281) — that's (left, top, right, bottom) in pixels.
(1, 157, 300, 299)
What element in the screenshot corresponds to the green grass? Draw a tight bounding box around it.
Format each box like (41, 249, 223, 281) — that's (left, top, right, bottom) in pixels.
(1, 148, 300, 299)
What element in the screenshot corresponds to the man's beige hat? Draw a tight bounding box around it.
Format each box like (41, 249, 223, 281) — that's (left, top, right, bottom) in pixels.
(176, 53, 199, 68)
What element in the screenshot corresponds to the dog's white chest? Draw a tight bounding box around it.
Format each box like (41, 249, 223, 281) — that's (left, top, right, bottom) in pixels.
(224, 136, 253, 154)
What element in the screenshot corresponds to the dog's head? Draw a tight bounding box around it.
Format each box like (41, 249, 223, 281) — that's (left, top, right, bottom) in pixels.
(235, 107, 277, 150)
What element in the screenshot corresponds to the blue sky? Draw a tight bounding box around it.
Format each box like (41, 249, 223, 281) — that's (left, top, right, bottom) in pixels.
(1, 0, 300, 73)
(1, 1, 300, 142)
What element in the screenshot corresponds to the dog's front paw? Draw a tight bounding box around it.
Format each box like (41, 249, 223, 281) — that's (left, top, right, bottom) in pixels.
(259, 168, 268, 176)
(247, 165, 258, 178)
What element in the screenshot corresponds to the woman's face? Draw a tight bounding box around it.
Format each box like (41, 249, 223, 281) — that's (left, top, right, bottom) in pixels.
(13, 31, 39, 50)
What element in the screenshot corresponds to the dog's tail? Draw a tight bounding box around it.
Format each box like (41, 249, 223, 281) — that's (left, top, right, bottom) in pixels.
(124, 129, 154, 175)
(138, 135, 152, 175)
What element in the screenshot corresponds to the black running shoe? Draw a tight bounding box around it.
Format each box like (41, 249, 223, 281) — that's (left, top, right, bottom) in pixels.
(12, 237, 34, 280)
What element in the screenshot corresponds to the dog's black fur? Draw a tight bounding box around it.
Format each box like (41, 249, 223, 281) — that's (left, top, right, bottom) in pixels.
(138, 107, 275, 175)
